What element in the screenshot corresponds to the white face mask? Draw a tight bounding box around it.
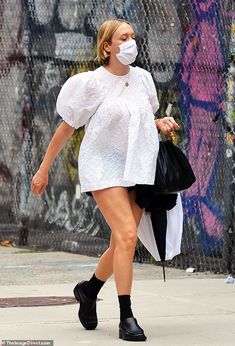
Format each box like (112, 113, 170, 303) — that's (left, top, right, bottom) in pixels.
(116, 39, 138, 65)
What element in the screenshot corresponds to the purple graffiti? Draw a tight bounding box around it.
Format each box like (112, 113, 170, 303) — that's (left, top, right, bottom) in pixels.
(180, 0, 226, 250)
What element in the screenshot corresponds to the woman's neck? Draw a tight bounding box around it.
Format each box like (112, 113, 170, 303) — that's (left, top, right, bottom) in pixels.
(104, 62, 130, 76)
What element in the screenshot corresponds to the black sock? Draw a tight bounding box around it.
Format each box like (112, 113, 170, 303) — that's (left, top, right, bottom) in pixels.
(118, 295, 134, 321)
(82, 273, 105, 299)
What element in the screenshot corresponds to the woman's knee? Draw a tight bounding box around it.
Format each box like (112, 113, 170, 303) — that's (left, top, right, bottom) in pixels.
(113, 225, 138, 252)
(92, 186, 138, 252)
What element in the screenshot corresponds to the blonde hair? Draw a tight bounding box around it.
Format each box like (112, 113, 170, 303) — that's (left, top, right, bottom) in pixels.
(96, 19, 131, 66)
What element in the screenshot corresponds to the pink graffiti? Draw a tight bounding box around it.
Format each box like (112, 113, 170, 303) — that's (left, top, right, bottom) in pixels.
(181, 0, 225, 239)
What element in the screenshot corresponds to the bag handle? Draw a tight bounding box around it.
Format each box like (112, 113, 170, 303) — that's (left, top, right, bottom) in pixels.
(155, 119, 177, 141)
(166, 131, 175, 142)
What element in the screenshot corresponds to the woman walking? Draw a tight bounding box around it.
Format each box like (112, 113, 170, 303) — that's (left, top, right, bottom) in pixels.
(31, 19, 179, 342)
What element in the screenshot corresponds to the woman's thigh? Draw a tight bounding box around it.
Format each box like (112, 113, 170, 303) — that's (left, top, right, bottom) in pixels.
(106, 189, 143, 250)
(92, 187, 137, 241)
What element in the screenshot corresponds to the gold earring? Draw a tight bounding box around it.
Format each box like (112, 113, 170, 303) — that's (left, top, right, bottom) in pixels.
(103, 50, 109, 58)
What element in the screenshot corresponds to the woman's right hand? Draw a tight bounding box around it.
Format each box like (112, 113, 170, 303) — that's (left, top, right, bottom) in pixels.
(155, 117, 180, 134)
(30, 121, 75, 197)
(31, 168, 48, 197)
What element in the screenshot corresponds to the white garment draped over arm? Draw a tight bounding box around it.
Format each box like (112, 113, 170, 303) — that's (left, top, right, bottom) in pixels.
(56, 71, 104, 129)
(137, 194, 183, 261)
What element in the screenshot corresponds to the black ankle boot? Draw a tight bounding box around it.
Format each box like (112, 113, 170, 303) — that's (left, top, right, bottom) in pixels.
(119, 317, 147, 341)
(73, 281, 98, 330)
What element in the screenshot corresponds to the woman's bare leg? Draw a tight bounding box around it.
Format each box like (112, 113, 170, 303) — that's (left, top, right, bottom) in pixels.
(74, 188, 145, 338)
(94, 189, 143, 282)
(94, 234, 116, 282)
(92, 187, 143, 295)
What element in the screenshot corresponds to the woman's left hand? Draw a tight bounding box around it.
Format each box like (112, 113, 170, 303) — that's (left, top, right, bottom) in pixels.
(155, 117, 180, 134)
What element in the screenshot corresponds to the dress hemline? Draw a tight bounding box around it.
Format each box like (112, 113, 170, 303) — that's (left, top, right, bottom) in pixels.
(80, 177, 157, 193)
(81, 181, 137, 194)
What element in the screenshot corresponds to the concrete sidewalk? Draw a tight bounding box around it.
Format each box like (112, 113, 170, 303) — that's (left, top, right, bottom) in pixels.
(0, 247, 235, 345)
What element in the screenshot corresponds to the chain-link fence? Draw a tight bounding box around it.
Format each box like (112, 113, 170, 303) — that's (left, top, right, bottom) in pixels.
(0, 0, 234, 274)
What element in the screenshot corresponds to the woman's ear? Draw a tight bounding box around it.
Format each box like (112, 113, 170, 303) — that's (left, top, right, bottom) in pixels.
(103, 41, 111, 53)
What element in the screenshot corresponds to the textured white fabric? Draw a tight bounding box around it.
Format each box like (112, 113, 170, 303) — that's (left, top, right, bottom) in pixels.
(137, 194, 183, 261)
(56, 65, 160, 193)
(56, 71, 104, 129)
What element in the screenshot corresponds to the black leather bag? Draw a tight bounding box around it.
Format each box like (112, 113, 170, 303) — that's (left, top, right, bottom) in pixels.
(153, 139, 196, 194)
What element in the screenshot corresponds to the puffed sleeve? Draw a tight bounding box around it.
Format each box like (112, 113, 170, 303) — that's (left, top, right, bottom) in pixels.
(56, 71, 104, 129)
(139, 68, 160, 114)
(146, 72, 159, 114)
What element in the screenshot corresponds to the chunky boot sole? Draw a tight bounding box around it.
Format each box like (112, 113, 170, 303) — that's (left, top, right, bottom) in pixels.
(119, 328, 147, 341)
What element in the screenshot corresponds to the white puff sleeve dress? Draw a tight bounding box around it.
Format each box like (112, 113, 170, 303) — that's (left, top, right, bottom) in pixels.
(56, 66, 183, 261)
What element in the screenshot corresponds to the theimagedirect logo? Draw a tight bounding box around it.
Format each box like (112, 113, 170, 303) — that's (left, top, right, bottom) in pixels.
(1, 341, 53, 346)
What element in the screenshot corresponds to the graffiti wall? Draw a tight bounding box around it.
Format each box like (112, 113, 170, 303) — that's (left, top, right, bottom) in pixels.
(0, 0, 234, 269)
